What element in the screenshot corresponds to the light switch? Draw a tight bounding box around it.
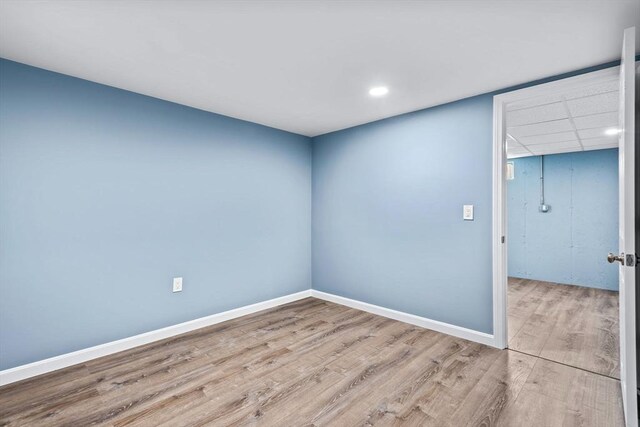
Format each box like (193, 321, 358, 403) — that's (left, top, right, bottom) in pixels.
(463, 205, 474, 221)
(173, 277, 183, 293)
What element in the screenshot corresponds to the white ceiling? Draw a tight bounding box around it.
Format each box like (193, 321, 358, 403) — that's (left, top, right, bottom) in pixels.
(506, 74, 621, 158)
(1, 1, 638, 137)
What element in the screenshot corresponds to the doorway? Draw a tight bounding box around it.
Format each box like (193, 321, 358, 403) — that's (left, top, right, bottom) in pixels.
(492, 27, 638, 427)
(491, 66, 623, 378)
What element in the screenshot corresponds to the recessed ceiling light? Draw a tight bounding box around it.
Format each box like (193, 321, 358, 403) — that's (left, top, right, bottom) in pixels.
(369, 86, 389, 97)
(604, 127, 621, 135)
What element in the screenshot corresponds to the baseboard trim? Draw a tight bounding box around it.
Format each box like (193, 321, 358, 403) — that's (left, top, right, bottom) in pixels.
(0, 289, 313, 387)
(311, 290, 497, 348)
(1, 288, 497, 387)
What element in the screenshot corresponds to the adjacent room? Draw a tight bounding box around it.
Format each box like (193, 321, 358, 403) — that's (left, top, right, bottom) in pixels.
(0, 1, 638, 426)
(504, 70, 621, 378)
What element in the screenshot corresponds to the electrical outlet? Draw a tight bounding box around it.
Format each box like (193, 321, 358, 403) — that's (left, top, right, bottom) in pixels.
(173, 277, 183, 293)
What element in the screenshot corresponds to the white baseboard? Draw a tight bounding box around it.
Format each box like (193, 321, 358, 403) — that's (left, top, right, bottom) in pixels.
(0, 290, 312, 387)
(311, 290, 497, 348)
(1, 288, 497, 387)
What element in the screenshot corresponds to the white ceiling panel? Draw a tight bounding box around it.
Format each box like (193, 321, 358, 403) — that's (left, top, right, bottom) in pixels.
(503, 78, 618, 113)
(508, 153, 532, 159)
(520, 131, 577, 145)
(506, 139, 521, 149)
(573, 111, 618, 130)
(529, 145, 582, 156)
(528, 140, 581, 151)
(506, 102, 568, 127)
(506, 149, 531, 159)
(563, 79, 619, 100)
(566, 92, 619, 117)
(505, 67, 622, 158)
(506, 94, 563, 111)
(580, 136, 619, 147)
(578, 127, 615, 139)
(507, 119, 573, 138)
(583, 143, 618, 152)
(508, 146, 531, 154)
(532, 148, 582, 156)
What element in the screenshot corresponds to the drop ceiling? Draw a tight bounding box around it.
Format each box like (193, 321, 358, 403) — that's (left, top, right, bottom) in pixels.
(506, 75, 621, 158)
(0, 1, 639, 137)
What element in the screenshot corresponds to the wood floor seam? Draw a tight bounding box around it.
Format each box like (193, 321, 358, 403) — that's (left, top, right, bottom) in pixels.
(507, 277, 619, 379)
(507, 348, 620, 381)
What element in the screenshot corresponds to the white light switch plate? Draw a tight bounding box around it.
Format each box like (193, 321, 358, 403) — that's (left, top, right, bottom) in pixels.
(173, 277, 183, 293)
(463, 205, 474, 220)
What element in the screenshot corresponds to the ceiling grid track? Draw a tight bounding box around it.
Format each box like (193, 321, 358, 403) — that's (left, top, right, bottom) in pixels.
(506, 133, 535, 156)
(504, 70, 626, 158)
(560, 95, 585, 151)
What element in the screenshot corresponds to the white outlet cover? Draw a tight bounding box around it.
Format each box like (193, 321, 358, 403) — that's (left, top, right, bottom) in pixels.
(173, 277, 183, 293)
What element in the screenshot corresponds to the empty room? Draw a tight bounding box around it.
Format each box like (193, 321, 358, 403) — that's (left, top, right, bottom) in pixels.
(0, 1, 638, 426)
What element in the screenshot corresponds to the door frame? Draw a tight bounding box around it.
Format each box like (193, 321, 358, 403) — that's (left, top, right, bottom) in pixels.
(491, 66, 621, 350)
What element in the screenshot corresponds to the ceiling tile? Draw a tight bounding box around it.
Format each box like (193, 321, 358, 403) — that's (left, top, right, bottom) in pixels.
(529, 147, 581, 156)
(582, 143, 618, 152)
(506, 102, 568, 127)
(506, 148, 531, 159)
(507, 119, 573, 138)
(527, 140, 581, 155)
(507, 94, 562, 111)
(507, 145, 530, 153)
(563, 80, 618, 100)
(520, 131, 576, 145)
(577, 127, 615, 139)
(573, 111, 618, 130)
(506, 155, 529, 161)
(566, 92, 618, 117)
(506, 139, 521, 149)
(580, 136, 619, 147)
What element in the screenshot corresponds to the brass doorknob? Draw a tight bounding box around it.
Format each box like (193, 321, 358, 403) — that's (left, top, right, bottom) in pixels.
(607, 252, 624, 264)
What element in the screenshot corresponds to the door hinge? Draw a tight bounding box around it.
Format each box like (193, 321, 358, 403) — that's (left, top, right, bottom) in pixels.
(626, 253, 638, 267)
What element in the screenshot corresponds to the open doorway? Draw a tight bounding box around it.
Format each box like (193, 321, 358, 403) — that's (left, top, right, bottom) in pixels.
(490, 28, 637, 425)
(493, 66, 623, 377)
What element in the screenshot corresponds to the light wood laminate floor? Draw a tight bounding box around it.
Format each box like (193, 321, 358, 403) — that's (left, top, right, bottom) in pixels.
(0, 297, 623, 426)
(507, 277, 620, 379)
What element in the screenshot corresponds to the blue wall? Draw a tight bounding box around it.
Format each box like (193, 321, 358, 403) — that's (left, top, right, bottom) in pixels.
(508, 150, 618, 290)
(311, 61, 626, 336)
(312, 96, 494, 333)
(0, 59, 312, 370)
(2, 57, 628, 369)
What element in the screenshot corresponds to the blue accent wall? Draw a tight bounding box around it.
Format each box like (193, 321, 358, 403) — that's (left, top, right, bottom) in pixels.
(507, 150, 618, 290)
(0, 59, 312, 370)
(312, 95, 495, 334)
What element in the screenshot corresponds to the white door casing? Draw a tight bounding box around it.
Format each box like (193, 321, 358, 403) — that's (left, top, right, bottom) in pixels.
(491, 66, 620, 349)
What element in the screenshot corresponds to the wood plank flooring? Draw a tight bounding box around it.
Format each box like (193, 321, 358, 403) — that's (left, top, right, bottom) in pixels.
(507, 277, 620, 379)
(0, 297, 624, 426)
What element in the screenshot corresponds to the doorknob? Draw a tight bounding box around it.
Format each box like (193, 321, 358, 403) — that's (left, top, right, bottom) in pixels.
(607, 252, 625, 264)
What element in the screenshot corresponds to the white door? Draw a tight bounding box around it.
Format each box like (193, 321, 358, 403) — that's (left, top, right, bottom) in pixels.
(614, 26, 637, 427)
